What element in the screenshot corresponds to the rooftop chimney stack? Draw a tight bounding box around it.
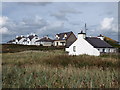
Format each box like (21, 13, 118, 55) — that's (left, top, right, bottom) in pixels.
(78, 30, 86, 39)
(97, 34, 104, 40)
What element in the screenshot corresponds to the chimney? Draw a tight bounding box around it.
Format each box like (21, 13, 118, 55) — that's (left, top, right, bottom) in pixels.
(33, 33, 36, 36)
(45, 35, 48, 39)
(78, 30, 86, 39)
(97, 34, 104, 40)
(20, 35, 23, 37)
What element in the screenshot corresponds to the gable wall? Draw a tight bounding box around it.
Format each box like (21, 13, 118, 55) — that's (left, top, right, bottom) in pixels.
(66, 38, 100, 56)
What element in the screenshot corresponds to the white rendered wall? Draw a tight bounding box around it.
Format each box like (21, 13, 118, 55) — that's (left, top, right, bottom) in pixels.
(18, 38, 26, 44)
(54, 40, 66, 46)
(66, 37, 100, 56)
(31, 37, 39, 45)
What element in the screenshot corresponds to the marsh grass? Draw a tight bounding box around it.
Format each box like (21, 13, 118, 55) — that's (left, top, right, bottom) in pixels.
(2, 50, 120, 88)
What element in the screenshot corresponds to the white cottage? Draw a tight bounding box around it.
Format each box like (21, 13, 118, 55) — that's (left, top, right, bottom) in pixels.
(66, 31, 115, 56)
(26, 34, 39, 45)
(35, 36, 53, 46)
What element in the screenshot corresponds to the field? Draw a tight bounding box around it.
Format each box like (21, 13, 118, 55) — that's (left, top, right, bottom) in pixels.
(1, 44, 120, 88)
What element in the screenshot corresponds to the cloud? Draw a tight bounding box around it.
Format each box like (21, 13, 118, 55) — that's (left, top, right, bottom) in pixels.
(1, 16, 68, 42)
(51, 12, 67, 21)
(51, 8, 82, 21)
(0, 16, 9, 26)
(100, 17, 117, 32)
(60, 9, 82, 14)
(0, 27, 9, 34)
(18, 2, 52, 6)
(36, 21, 66, 37)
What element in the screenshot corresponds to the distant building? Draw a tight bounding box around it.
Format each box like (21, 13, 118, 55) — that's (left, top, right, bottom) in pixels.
(7, 33, 39, 45)
(54, 31, 77, 47)
(35, 36, 53, 46)
(7, 39, 16, 44)
(66, 31, 116, 56)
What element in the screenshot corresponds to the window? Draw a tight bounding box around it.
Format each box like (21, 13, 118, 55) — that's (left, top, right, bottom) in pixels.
(103, 49, 105, 52)
(73, 46, 76, 52)
(61, 42, 65, 46)
(109, 49, 110, 52)
(56, 42, 58, 46)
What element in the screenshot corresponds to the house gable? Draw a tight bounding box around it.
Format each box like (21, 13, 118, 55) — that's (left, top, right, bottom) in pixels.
(55, 31, 73, 41)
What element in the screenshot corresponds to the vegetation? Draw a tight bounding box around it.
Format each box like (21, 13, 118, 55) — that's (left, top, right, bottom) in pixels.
(104, 36, 120, 48)
(2, 49, 120, 88)
(1, 44, 64, 53)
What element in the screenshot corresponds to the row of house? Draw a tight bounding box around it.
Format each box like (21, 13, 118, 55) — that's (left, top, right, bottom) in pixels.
(7, 34, 53, 46)
(7, 31, 117, 56)
(7, 32, 76, 47)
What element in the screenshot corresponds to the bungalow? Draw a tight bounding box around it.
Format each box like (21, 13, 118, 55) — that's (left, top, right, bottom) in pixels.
(54, 31, 77, 47)
(26, 34, 39, 45)
(15, 35, 26, 45)
(66, 31, 116, 56)
(7, 39, 16, 44)
(7, 34, 39, 45)
(35, 36, 53, 46)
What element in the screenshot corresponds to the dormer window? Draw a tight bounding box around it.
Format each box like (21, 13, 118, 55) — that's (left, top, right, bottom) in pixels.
(56, 35, 59, 39)
(64, 34, 67, 38)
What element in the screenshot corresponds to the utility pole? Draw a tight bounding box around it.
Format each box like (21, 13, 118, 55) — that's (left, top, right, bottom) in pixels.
(85, 23, 88, 36)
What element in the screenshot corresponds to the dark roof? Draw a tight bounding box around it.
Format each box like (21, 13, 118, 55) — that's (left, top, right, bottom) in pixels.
(16, 36, 24, 41)
(7, 39, 15, 43)
(78, 30, 86, 34)
(98, 34, 104, 37)
(55, 31, 73, 40)
(28, 35, 38, 40)
(86, 37, 113, 48)
(23, 39, 27, 42)
(36, 37, 53, 42)
(66, 39, 77, 48)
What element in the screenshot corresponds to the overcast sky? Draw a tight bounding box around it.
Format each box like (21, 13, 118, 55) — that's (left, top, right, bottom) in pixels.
(1, 2, 118, 43)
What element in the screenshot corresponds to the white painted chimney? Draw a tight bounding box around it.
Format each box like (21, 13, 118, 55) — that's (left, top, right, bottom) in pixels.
(78, 31, 86, 39)
(21, 35, 23, 37)
(97, 34, 104, 40)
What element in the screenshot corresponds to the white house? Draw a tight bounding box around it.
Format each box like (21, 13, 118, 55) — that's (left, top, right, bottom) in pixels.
(54, 31, 77, 47)
(7, 33, 40, 45)
(66, 31, 115, 56)
(26, 34, 39, 45)
(7, 39, 16, 44)
(35, 36, 53, 46)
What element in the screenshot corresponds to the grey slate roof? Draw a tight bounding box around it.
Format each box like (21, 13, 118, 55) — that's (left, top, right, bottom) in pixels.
(23, 39, 27, 42)
(28, 35, 38, 40)
(7, 39, 15, 43)
(36, 37, 53, 42)
(55, 31, 73, 40)
(86, 37, 113, 48)
(16, 36, 24, 41)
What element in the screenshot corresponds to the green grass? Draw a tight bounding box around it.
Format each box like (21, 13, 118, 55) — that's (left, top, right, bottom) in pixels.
(1, 44, 64, 53)
(2, 50, 120, 88)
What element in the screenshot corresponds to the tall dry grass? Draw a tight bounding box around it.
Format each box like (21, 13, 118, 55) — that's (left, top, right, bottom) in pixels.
(2, 50, 120, 88)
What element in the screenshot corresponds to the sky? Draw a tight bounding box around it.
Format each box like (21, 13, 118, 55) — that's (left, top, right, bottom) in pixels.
(0, 2, 119, 43)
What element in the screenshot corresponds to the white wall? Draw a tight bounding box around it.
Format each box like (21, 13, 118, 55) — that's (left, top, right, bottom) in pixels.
(54, 40, 66, 46)
(31, 37, 39, 45)
(18, 38, 26, 44)
(96, 48, 116, 53)
(42, 42, 52, 46)
(35, 41, 52, 46)
(66, 37, 100, 56)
